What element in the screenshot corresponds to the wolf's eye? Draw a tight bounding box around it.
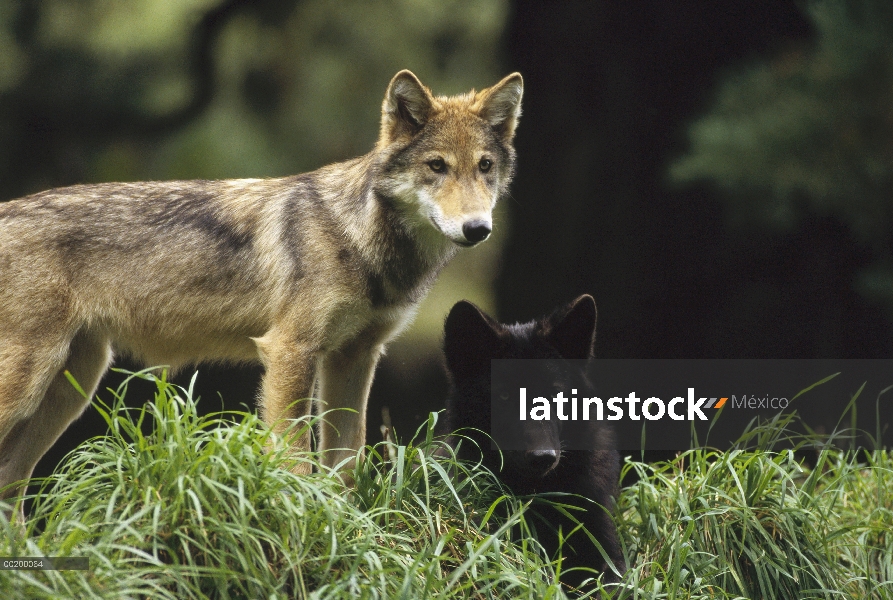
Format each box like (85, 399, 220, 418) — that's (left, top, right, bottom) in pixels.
(478, 158, 492, 173)
(428, 158, 446, 173)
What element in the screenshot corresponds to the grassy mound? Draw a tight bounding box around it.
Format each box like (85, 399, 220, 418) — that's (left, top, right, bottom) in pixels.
(1, 369, 892, 599)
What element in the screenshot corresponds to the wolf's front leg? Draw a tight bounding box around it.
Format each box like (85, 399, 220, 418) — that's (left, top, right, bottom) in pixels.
(254, 335, 318, 475)
(316, 341, 384, 473)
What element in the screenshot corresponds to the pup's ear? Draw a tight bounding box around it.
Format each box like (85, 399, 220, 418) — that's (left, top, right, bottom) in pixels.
(444, 300, 503, 379)
(476, 72, 523, 141)
(380, 70, 435, 141)
(543, 294, 597, 360)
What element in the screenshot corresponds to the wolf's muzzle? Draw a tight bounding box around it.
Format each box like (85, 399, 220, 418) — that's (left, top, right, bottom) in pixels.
(462, 220, 491, 244)
(525, 448, 560, 475)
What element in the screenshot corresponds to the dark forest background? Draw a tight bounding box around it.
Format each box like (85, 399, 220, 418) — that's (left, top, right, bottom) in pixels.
(1, 0, 891, 479)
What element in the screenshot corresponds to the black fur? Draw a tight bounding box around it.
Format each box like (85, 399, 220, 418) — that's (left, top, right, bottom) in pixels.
(443, 295, 625, 593)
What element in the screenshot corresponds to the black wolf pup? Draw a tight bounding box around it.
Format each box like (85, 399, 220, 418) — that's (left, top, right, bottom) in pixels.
(443, 295, 625, 592)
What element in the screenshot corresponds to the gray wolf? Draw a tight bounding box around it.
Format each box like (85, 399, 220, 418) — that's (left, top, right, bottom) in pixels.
(0, 69, 523, 517)
(443, 295, 625, 592)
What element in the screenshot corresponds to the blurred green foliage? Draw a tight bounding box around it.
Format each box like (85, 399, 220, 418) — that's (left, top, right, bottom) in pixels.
(0, 0, 511, 346)
(670, 0, 893, 308)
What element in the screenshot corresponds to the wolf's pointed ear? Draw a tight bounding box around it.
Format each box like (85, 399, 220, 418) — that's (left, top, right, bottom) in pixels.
(381, 70, 435, 141)
(543, 295, 597, 360)
(477, 73, 523, 141)
(444, 300, 502, 378)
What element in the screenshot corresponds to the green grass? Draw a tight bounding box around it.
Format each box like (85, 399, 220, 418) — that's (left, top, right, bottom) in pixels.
(1, 370, 892, 599)
(617, 446, 893, 599)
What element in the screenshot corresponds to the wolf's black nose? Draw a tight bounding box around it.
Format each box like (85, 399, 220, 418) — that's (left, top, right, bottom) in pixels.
(525, 449, 559, 473)
(462, 220, 491, 244)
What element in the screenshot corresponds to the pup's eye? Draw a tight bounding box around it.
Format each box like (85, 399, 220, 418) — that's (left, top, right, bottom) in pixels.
(428, 158, 446, 173)
(478, 158, 492, 173)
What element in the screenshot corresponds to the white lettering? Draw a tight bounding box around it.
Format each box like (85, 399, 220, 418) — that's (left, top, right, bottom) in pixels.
(531, 397, 550, 421)
(688, 387, 708, 421)
(642, 397, 665, 420)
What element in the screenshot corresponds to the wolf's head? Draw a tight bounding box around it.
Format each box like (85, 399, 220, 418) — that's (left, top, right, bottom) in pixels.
(443, 295, 599, 485)
(375, 70, 523, 247)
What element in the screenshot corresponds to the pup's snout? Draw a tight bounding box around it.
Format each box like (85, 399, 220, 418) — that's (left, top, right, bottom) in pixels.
(525, 448, 559, 474)
(462, 220, 491, 244)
